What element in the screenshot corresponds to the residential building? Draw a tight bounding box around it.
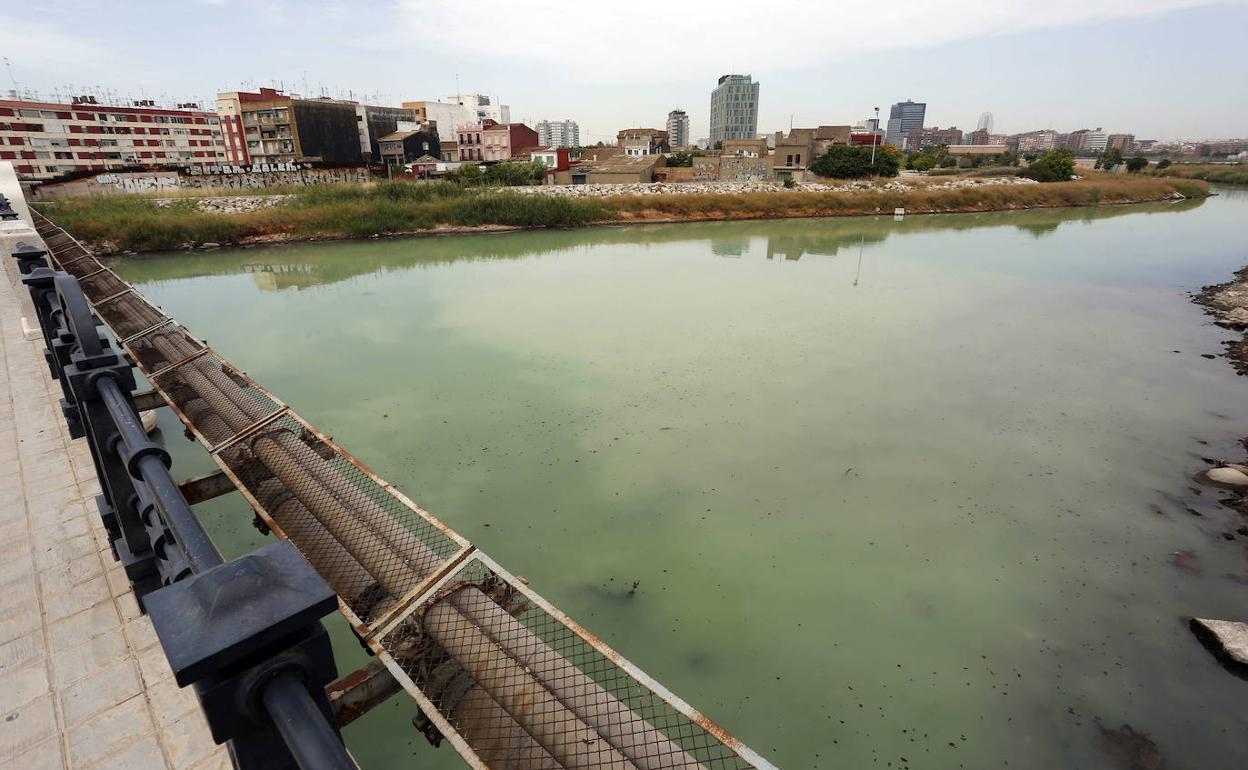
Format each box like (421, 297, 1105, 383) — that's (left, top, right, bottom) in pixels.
(457, 120, 490, 162)
(577, 146, 624, 163)
(447, 93, 510, 124)
(216, 88, 363, 166)
(884, 100, 926, 148)
(535, 119, 580, 148)
(359, 104, 416, 163)
(1064, 129, 1090, 151)
(403, 100, 474, 145)
(1, 96, 225, 180)
(1107, 133, 1135, 151)
(481, 122, 540, 162)
(721, 138, 768, 157)
(771, 126, 852, 176)
(906, 126, 963, 151)
(617, 128, 669, 156)
(708, 74, 759, 145)
(555, 153, 664, 185)
(1084, 128, 1109, 152)
(666, 109, 690, 148)
(377, 128, 441, 166)
(1016, 129, 1061, 153)
(967, 128, 992, 145)
(529, 147, 570, 172)
(976, 112, 994, 133)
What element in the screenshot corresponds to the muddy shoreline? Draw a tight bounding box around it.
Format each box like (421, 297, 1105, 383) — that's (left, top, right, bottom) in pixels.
(1191, 270, 1248, 514)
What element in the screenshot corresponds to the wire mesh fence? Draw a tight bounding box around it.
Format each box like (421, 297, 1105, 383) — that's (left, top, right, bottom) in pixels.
(376, 554, 766, 770)
(29, 209, 775, 770)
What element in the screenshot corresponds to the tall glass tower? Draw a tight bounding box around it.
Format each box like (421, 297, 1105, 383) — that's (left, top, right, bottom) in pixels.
(709, 75, 760, 145)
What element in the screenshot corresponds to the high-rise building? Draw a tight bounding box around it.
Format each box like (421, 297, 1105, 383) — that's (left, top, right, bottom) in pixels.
(666, 109, 690, 148)
(447, 93, 510, 124)
(976, 112, 994, 134)
(1084, 128, 1109, 152)
(1, 95, 225, 180)
(709, 75, 759, 145)
(535, 119, 580, 148)
(884, 100, 926, 148)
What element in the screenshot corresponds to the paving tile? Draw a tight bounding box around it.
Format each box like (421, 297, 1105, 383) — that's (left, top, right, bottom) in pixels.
(187, 748, 231, 770)
(117, 592, 142, 623)
(0, 629, 45, 670)
(0, 601, 41, 645)
(136, 642, 174, 689)
(145, 673, 198, 728)
(8, 736, 66, 770)
(85, 733, 167, 770)
(52, 627, 128, 687)
(42, 573, 110, 623)
(48, 600, 120, 653)
(123, 615, 159, 653)
(67, 695, 154, 769)
(160, 709, 218, 770)
(60, 657, 143, 727)
(0, 692, 57, 764)
(0, 657, 51, 709)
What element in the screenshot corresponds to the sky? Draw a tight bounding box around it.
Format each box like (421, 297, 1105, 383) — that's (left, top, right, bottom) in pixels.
(2, 0, 1247, 144)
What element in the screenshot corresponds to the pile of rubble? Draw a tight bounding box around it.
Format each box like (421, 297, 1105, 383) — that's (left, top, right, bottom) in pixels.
(153, 195, 292, 213)
(507, 176, 1039, 198)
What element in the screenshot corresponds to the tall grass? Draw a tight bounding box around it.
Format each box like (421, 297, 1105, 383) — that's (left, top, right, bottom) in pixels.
(1154, 164, 1248, 185)
(36, 175, 1207, 252)
(34, 196, 241, 251)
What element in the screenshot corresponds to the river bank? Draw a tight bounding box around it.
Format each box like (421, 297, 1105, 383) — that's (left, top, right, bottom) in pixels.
(35, 173, 1209, 254)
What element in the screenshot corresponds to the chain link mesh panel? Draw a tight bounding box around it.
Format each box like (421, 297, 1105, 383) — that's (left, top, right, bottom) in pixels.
(378, 555, 763, 770)
(79, 269, 131, 303)
(124, 321, 205, 374)
(150, 351, 284, 449)
(214, 412, 469, 629)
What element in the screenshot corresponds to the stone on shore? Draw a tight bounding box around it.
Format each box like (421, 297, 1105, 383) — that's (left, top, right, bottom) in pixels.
(1190, 618, 1248, 671)
(1197, 466, 1248, 488)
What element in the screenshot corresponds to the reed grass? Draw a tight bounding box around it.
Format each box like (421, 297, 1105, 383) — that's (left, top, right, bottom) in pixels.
(34, 175, 1207, 253)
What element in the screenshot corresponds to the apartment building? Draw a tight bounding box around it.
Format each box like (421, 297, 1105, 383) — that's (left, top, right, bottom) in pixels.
(216, 88, 363, 166)
(617, 128, 670, 156)
(535, 119, 580, 148)
(906, 126, 964, 151)
(0, 97, 225, 180)
(481, 122, 540, 162)
(666, 109, 690, 148)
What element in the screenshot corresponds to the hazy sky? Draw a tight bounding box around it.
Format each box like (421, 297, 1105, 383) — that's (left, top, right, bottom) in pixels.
(3, 0, 1246, 143)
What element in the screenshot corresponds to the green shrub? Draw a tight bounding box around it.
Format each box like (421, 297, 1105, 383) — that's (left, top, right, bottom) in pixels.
(1020, 149, 1076, 183)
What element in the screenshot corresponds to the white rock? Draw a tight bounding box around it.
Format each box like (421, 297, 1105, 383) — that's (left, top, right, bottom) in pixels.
(1202, 466, 1248, 488)
(1191, 618, 1248, 668)
(141, 409, 158, 434)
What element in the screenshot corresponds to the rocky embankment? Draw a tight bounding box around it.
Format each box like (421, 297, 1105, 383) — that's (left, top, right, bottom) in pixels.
(1192, 268, 1248, 503)
(153, 195, 291, 214)
(509, 176, 1041, 198)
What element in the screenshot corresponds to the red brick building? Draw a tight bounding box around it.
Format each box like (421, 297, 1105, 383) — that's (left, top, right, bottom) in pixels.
(0, 98, 225, 180)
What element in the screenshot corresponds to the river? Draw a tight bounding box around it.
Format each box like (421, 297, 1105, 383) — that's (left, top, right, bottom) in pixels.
(114, 191, 1248, 769)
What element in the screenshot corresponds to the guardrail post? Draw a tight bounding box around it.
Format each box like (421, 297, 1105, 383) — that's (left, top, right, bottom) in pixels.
(20, 265, 356, 769)
(146, 541, 349, 770)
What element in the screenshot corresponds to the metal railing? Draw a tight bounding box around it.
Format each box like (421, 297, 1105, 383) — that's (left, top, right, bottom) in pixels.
(11, 241, 356, 770)
(24, 208, 777, 770)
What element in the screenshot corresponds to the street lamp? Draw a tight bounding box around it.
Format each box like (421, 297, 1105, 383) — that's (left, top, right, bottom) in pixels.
(870, 106, 880, 166)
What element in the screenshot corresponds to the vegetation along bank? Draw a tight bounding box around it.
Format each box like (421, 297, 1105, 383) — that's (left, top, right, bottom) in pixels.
(35, 171, 1209, 254)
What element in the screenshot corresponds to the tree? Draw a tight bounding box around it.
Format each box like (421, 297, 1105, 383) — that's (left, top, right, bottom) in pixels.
(1019, 148, 1075, 182)
(484, 162, 536, 186)
(713, 140, 723, 150)
(908, 153, 937, 172)
(1096, 147, 1124, 170)
(1157, 159, 1172, 170)
(666, 151, 694, 167)
(810, 144, 900, 179)
(529, 160, 548, 183)
(1125, 156, 1149, 174)
(457, 163, 483, 185)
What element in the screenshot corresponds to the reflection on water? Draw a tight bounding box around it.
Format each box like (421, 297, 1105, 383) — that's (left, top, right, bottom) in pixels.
(117, 195, 1248, 770)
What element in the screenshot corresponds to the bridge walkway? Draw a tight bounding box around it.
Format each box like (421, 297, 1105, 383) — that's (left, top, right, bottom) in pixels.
(0, 248, 226, 770)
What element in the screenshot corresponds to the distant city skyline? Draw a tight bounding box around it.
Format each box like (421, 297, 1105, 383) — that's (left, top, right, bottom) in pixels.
(2, 0, 1247, 144)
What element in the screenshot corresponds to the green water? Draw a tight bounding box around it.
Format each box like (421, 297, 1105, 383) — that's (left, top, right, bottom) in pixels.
(116, 192, 1248, 769)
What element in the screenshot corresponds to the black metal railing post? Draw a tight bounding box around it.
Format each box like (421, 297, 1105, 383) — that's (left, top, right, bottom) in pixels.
(19, 266, 356, 770)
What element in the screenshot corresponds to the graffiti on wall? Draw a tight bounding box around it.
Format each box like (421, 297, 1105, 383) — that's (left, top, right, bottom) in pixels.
(38, 167, 374, 198)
